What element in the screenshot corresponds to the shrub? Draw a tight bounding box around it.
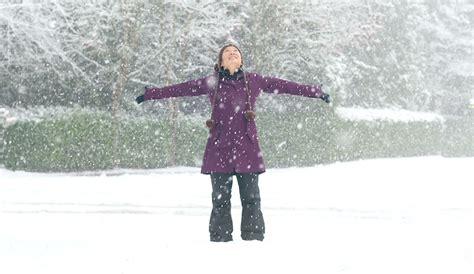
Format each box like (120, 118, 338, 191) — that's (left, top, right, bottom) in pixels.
(329, 119, 444, 162)
(3, 108, 206, 172)
(442, 115, 474, 157)
(258, 107, 337, 167)
(115, 116, 171, 169)
(0, 124, 4, 166)
(258, 107, 446, 167)
(173, 115, 208, 167)
(4, 112, 115, 172)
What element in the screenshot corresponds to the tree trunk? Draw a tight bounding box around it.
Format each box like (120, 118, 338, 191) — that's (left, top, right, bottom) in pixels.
(166, 6, 178, 167)
(111, 0, 139, 168)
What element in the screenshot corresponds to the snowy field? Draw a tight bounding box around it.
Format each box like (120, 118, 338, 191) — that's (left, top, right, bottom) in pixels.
(0, 156, 473, 274)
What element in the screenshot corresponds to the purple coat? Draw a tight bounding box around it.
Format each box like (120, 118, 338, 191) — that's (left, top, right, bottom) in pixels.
(143, 72, 324, 174)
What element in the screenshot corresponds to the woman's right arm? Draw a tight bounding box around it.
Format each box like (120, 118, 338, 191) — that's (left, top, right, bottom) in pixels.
(142, 75, 216, 101)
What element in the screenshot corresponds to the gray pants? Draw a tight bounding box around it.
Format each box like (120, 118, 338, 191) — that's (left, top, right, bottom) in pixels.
(209, 173, 265, 242)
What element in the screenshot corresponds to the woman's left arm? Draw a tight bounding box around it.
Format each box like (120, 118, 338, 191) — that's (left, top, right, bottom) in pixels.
(256, 74, 329, 102)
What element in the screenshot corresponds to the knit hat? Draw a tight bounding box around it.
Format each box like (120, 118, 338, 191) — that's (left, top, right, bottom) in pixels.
(214, 43, 243, 71)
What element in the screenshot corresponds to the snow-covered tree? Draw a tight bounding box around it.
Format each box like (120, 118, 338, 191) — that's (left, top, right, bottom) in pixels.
(0, 1, 85, 106)
(417, 1, 473, 115)
(0, 0, 472, 116)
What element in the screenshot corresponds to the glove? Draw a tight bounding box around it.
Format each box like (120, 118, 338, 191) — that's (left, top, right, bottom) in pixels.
(135, 94, 145, 104)
(320, 93, 331, 104)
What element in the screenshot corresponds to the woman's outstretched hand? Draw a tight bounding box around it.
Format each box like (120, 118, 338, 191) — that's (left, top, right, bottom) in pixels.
(135, 95, 145, 104)
(320, 93, 331, 104)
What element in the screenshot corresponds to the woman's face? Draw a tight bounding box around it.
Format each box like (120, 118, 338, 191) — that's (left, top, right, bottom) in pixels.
(221, 46, 242, 70)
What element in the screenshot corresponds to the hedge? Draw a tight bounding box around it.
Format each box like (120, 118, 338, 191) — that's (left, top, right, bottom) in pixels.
(0, 124, 4, 166)
(441, 115, 474, 157)
(2, 107, 471, 172)
(257, 108, 336, 167)
(3, 110, 210, 172)
(4, 112, 115, 172)
(257, 109, 447, 167)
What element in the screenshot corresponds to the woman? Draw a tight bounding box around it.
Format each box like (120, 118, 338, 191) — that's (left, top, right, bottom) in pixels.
(136, 43, 330, 242)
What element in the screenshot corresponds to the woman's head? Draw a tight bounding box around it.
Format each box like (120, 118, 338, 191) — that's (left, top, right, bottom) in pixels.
(216, 44, 242, 72)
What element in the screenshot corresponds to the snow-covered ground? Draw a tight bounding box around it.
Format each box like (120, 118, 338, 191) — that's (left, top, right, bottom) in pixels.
(0, 156, 473, 274)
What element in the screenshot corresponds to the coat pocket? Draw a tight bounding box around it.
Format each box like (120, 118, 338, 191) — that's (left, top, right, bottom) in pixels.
(209, 127, 220, 143)
(210, 128, 230, 148)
